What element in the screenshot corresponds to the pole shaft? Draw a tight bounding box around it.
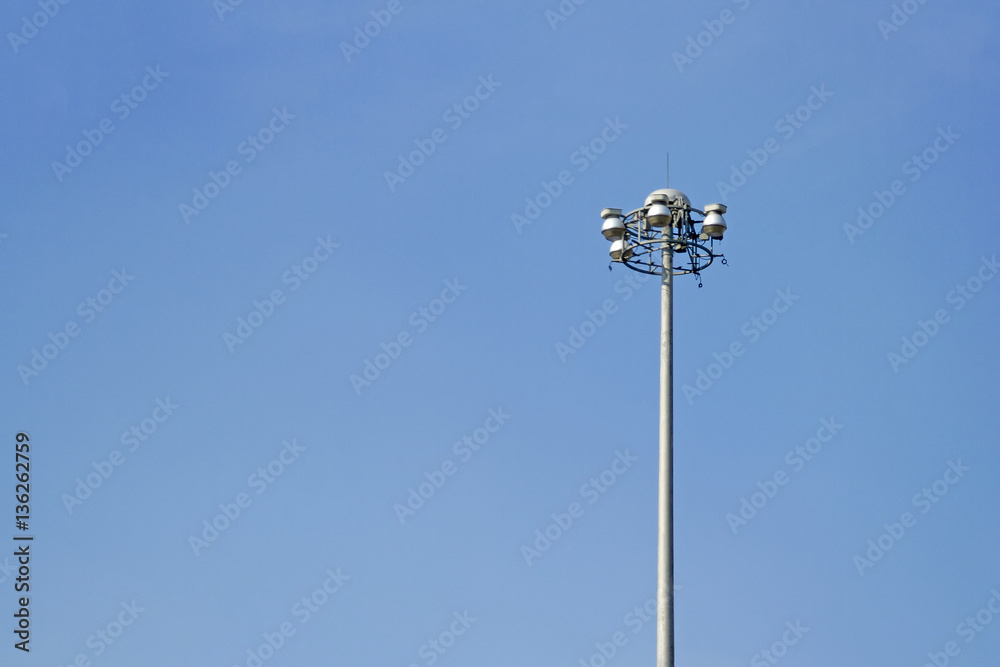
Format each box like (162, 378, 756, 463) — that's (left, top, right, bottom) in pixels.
(656, 225, 674, 667)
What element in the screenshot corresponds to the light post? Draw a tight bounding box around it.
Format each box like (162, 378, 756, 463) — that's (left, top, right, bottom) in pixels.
(600, 188, 728, 667)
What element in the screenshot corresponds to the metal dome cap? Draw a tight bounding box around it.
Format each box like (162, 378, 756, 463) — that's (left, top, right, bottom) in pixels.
(644, 188, 691, 208)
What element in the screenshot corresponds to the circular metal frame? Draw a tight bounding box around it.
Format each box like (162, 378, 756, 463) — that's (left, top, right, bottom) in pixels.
(622, 236, 717, 276)
(612, 204, 726, 277)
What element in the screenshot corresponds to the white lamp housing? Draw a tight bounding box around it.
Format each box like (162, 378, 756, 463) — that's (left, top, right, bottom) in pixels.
(602, 218, 625, 240)
(702, 203, 727, 239)
(600, 208, 625, 240)
(647, 202, 672, 227)
(610, 239, 632, 261)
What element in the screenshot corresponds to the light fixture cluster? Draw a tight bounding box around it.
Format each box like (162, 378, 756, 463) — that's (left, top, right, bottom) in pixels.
(601, 189, 728, 277)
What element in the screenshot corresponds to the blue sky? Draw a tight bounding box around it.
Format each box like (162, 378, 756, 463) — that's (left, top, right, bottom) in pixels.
(2, 0, 999, 665)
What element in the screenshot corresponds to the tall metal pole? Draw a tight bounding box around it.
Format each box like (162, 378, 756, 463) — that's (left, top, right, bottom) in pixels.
(601, 171, 726, 667)
(656, 219, 675, 667)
